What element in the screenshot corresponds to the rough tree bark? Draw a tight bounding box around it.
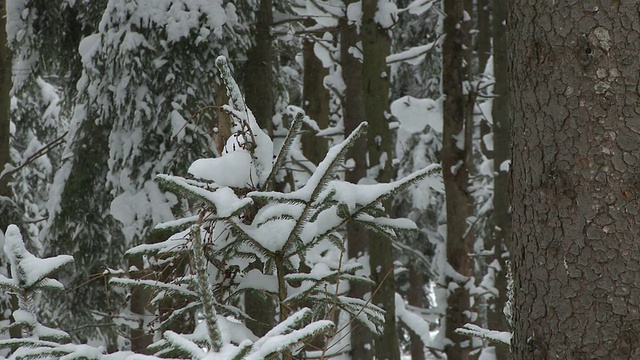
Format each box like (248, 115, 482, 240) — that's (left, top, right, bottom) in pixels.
(510, 1, 640, 358)
(362, 1, 400, 360)
(442, 0, 474, 358)
(487, 0, 510, 359)
(340, 1, 373, 357)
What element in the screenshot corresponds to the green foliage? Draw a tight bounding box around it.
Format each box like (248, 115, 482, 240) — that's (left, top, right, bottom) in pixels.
(108, 56, 442, 358)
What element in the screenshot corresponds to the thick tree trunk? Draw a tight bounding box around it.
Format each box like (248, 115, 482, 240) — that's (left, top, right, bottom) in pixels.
(442, 0, 473, 358)
(340, 2, 373, 357)
(301, 26, 329, 166)
(510, 2, 640, 358)
(244, 0, 274, 137)
(487, 0, 510, 359)
(362, 1, 400, 360)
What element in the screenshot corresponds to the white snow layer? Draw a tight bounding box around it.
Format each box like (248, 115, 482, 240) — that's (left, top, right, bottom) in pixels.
(189, 150, 254, 188)
(3, 225, 73, 289)
(391, 96, 442, 133)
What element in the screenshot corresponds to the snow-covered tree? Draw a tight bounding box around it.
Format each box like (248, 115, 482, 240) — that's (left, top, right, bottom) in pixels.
(0, 225, 77, 358)
(109, 56, 442, 359)
(41, 0, 252, 347)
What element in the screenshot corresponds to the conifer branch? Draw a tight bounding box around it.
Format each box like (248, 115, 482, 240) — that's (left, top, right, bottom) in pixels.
(190, 221, 223, 352)
(265, 109, 305, 191)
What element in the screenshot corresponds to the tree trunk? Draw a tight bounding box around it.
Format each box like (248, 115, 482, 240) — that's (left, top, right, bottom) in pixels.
(476, 0, 491, 73)
(129, 255, 153, 353)
(442, 0, 473, 358)
(510, 2, 640, 358)
(409, 266, 426, 360)
(0, 0, 21, 342)
(213, 78, 231, 156)
(243, 0, 276, 336)
(340, 2, 374, 357)
(362, 1, 400, 360)
(0, 0, 11, 199)
(301, 23, 329, 166)
(487, 0, 510, 359)
(244, 0, 274, 137)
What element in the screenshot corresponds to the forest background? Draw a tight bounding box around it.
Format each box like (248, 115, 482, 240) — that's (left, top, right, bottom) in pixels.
(1, 0, 637, 359)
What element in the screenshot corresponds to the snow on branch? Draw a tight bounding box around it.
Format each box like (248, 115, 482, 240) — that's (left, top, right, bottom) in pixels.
(455, 323, 512, 345)
(386, 40, 439, 65)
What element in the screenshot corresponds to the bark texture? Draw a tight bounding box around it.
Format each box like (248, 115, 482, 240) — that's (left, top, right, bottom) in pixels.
(362, 1, 400, 360)
(442, 0, 473, 358)
(341, 2, 374, 357)
(487, 0, 511, 359)
(510, 2, 640, 358)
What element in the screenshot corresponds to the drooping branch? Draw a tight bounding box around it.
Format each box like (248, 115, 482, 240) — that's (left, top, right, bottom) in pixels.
(0, 131, 67, 183)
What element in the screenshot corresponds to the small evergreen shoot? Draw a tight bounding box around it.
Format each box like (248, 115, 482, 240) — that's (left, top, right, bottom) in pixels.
(0, 225, 82, 358)
(108, 56, 441, 358)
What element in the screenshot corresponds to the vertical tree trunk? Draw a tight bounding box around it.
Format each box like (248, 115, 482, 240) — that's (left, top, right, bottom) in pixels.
(476, 0, 491, 73)
(243, 0, 276, 336)
(487, 0, 510, 359)
(362, 1, 400, 360)
(0, 1, 21, 341)
(442, 0, 473, 358)
(129, 255, 153, 353)
(301, 25, 329, 166)
(409, 266, 426, 360)
(510, 1, 640, 358)
(244, 0, 274, 137)
(213, 79, 231, 156)
(0, 0, 10, 199)
(340, 1, 373, 357)
(462, 0, 473, 75)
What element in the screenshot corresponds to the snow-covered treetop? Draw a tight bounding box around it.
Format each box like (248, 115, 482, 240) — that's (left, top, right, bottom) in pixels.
(1, 225, 72, 291)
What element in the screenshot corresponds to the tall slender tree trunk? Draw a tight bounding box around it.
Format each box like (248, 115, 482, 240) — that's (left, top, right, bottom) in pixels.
(243, 0, 276, 336)
(487, 0, 510, 358)
(362, 1, 400, 360)
(476, 0, 491, 73)
(0, 0, 21, 342)
(409, 266, 426, 360)
(510, 1, 640, 358)
(244, 0, 274, 137)
(0, 0, 10, 200)
(442, 0, 473, 358)
(301, 28, 329, 166)
(129, 255, 153, 353)
(213, 78, 231, 156)
(340, 2, 373, 357)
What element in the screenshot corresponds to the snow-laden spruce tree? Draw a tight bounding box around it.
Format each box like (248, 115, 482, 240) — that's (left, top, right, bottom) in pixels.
(41, 0, 253, 347)
(107, 56, 442, 359)
(0, 225, 77, 358)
